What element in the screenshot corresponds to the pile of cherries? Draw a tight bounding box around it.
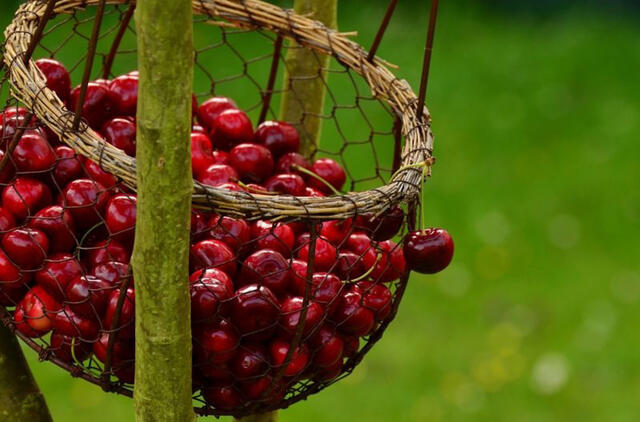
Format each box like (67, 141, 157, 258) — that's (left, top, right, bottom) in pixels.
(0, 58, 453, 410)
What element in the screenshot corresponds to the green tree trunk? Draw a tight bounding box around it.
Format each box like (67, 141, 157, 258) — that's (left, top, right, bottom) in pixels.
(235, 411, 278, 422)
(133, 0, 195, 421)
(0, 325, 52, 422)
(280, 0, 338, 158)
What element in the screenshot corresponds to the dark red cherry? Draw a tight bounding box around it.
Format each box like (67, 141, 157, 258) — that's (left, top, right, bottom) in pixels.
(190, 276, 233, 322)
(238, 249, 290, 296)
(264, 173, 306, 196)
(2, 177, 52, 221)
(0, 207, 15, 232)
(211, 150, 229, 165)
(28, 205, 76, 253)
(202, 383, 244, 410)
(50, 332, 91, 363)
(332, 290, 375, 337)
(70, 82, 114, 129)
(311, 272, 344, 310)
(197, 97, 237, 129)
(52, 146, 84, 187)
(189, 239, 237, 277)
(360, 206, 404, 241)
(102, 117, 136, 157)
(0, 150, 15, 183)
(103, 287, 135, 338)
(93, 332, 135, 367)
(309, 325, 344, 367)
(370, 240, 406, 283)
(35, 58, 71, 101)
(0, 249, 30, 291)
(254, 121, 300, 158)
(305, 186, 326, 197)
(195, 322, 240, 364)
(308, 158, 346, 194)
(65, 275, 114, 318)
(108, 74, 139, 116)
(403, 228, 454, 274)
(275, 152, 311, 176)
(230, 344, 269, 379)
(35, 253, 83, 300)
(197, 164, 238, 187)
(269, 339, 309, 377)
(320, 219, 353, 246)
(85, 239, 130, 268)
(12, 132, 55, 173)
(190, 132, 215, 177)
(189, 268, 233, 293)
(250, 220, 294, 258)
(2, 227, 49, 270)
(207, 215, 250, 252)
(82, 157, 118, 189)
(354, 281, 393, 322)
(52, 305, 100, 341)
(62, 178, 111, 229)
(105, 194, 137, 243)
(289, 259, 308, 296)
(13, 300, 44, 338)
(333, 251, 366, 281)
(313, 359, 343, 382)
(209, 109, 253, 151)
(279, 296, 324, 338)
(231, 284, 280, 340)
(340, 334, 359, 358)
(18, 285, 61, 334)
(229, 143, 274, 183)
(91, 261, 130, 286)
(297, 237, 337, 272)
(190, 210, 210, 242)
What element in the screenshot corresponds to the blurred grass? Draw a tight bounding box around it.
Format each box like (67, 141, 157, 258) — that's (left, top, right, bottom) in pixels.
(1, 1, 639, 421)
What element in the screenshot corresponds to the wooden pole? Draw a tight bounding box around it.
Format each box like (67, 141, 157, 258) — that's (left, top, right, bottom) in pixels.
(235, 411, 279, 422)
(0, 324, 52, 422)
(133, 0, 195, 420)
(279, 0, 338, 158)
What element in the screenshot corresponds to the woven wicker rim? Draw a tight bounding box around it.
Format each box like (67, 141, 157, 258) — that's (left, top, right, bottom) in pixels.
(4, 0, 433, 220)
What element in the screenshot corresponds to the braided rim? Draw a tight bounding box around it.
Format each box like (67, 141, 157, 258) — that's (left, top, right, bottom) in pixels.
(4, 0, 433, 220)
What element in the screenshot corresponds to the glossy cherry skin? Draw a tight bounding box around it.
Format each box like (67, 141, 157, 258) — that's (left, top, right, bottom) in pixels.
(207, 214, 250, 252)
(311, 272, 344, 310)
(85, 239, 130, 268)
(65, 275, 113, 318)
(230, 344, 269, 379)
(34, 253, 83, 301)
(12, 132, 55, 173)
(254, 121, 300, 158)
(13, 301, 45, 338)
(264, 173, 306, 196)
(216, 182, 245, 192)
(197, 164, 239, 187)
(195, 322, 240, 364)
(197, 97, 237, 129)
(305, 186, 325, 197)
(93, 332, 135, 368)
(320, 219, 353, 246)
(105, 194, 137, 243)
(91, 261, 130, 286)
(211, 150, 229, 165)
(190, 239, 237, 277)
(35, 58, 71, 101)
(209, 109, 253, 151)
(28, 205, 76, 253)
(308, 158, 346, 194)
(309, 325, 344, 367)
(190, 132, 215, 177)
(108, 74, 139, 116)
(52, 305, 100, 341)
(190, 276, 233, 323)
(333, 251, 366, 281)
(52, 146, 84, 187)
(190, 210, 210, 242)
(202, 383, 244, 410)
(18, 285, 61, 334)
(102, 117, 136, 157)
(103, 287, 135, 339)
(403, 228, 454, 274)
(82, 157, 118, 189)
(275, 152, 311, 175)
(332, 290, 375, 337)
(0, 150, 15, 183)
(2, 177, 52, 221)
(2, 227, 49, 270)
(269, 339, 309, 377)
(231, 284, 280, 340)
(279, 296, 324, 338)
(288, 259, 308, 296)
(370, 240, 406, 283)
(62, 178, 111, 229)
(0, 207, 15, 232)
(189, 268, 233, 292)
(297, 237, 338, 272)
(340, 334, 359, 358)
(238, 249, 291, 296)
(0, 249, 30, 291)
(70, 82, 114, 129)
(250, 220, 294, 258)
(360, 206, 404, 241)
(354, 281, 393, 322)
(50, 332, 91, 363)
(229, 143, 274, 183)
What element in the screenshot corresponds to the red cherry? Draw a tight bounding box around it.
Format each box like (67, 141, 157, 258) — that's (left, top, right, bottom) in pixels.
(0, 150, 15, 183)
(216, 182, 245, 192)
(197, 164, 238, 187)
(108, 74, 139, 116)
(70, 82, 114, 129)
(93, 78, 111, 89)
(231, 284, 280, 340)
(91, 261, 130, 286)
(311, 272, 344, 310)
(0, 283, 27, 306)
(197, 97, 237, 129)
(85, 239, 130, 268)
(190, 239, 237, 277)
(190, 210, 209, 242)
(65, 275, 114, 318)
(13, 302, 45, 338)
(93, 332, 135, 368)
(297, 237, 337, 272)
(0, 207, 16, 232)
(345, 232, 375, 256)
(207, 215, 250, 252)
(240, 375, 276, 401)
(105, 194, 137, 243)
(195, 322, 240, 364)
(0, 249, 30, 292)
(403, 228, 454, 274)
(19, 285, 61, 334)
(250, 220, 294, 257)
(2, 177, 52, 221)
(359, 206, 404, 241)
(82, 157, 118, 189)
(354, 281, 392, 322)
(309, 325, 344, 367)
(209, 109, 253, 151)
(332, 290, 375, 337)
(103, 287, 135, 338)
(190, 132, 215, 177)
(2, 227, 49, 270)
(320, 219, 353, 246)
(192, 124, 207, 134)
(52, 305, 100, 341)
(333, 251, 366, 281)
(35, 253, 83, 300)
(264, 173, 306, 196)
(50, 332, 91, 363)
(370, 240, 406, 283)
(254, 121, 300, 157)
(12, 132, 55, 173)
(309, 158, 346, 194)
(102, 117, 136, 157)
(52, 146, 84, 187)
(202, 383, 244, 410)
(35, 58, 71, 101)
(279, 296, 323, 338)
(28, 205, 76, 253)
(289, 259, 308, 296)
(229, 143, 274, 183)
(305, 186, 326, 197)
(190, 276, 233, 322)
(230, 344, 269, 379)
(269, 339, 309, 377)
(62, 178, 111, 229)
(313, 359, 343, 382)
(340, 334, 359, 358)
(238, 249, 291, 296)
(211, 150, 229, 165)
(275, 152, 311, 175)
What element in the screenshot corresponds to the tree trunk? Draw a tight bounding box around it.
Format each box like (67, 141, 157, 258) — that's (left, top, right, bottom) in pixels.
(279, 0, 338, 158)
(235, 411, 279, 422)
(133, 0, 195, 421)
(0, 324, 52, 422)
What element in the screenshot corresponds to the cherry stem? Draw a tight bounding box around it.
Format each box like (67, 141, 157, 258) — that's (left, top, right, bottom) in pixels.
(344, 252, 382, 284)
(291, 164, 341, 196)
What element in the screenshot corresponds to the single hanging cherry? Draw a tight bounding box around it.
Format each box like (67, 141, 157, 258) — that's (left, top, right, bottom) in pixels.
(403, 228, 454, 274)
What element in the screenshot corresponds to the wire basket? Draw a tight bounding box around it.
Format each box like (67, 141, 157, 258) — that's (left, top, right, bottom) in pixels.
(0, 0, 434, 417)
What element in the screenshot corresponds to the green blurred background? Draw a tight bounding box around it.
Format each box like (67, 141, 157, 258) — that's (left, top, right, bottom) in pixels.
(2, 0, 640, 421)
